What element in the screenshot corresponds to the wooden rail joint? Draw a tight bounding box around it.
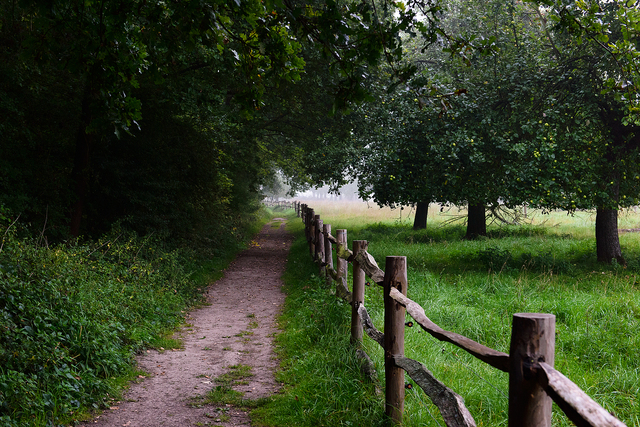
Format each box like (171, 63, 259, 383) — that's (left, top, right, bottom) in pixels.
(533, 361, 628, 427)
(522, 356, 547, 381)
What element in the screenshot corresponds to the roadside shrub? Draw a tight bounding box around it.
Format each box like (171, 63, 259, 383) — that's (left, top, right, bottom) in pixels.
(0, 226, 200, 426)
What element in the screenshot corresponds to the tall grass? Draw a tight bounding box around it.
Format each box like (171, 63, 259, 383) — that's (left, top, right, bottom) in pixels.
(289, 201, 640, 426)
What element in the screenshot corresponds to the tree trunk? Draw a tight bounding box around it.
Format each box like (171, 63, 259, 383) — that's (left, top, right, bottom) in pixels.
(465, 203, 486, 240)
(413, 202, 428, 230)
(595, 207, 624, 264)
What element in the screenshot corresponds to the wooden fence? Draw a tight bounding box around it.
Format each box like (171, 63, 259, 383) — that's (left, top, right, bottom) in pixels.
(290, 201, 626, 427)
(263, 199, 295, 209)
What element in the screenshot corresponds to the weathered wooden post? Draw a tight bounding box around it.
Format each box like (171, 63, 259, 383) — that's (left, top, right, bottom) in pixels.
(383, 256, 407, 425)
(323, 224, 333, 287)
(508, 313, 556, 427)
(307, 209, 315, 256)
(315, 217, 324, 275)
(312, 214, 320, 260)
(336, 229, 349, 292)
(351, 240, 368, 344)
(302, 206, 308, 245)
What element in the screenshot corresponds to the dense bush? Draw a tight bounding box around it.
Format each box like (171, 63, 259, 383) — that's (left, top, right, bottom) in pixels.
(0, 221, 205, 426)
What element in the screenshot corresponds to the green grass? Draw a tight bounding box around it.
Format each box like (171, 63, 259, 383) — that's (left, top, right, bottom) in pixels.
(215, 364, 254, 387)
(193, 364, 273, 414)
(262, 203, 640, 427)
(250, 214, 388, 427)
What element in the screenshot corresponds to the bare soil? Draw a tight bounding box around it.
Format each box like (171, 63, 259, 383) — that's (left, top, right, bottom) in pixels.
(82, 219, 292, 427)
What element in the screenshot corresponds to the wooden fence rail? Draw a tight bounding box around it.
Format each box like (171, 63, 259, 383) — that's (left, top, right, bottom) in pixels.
(295, 202, 627, 427)
(262, 199, 297, 211)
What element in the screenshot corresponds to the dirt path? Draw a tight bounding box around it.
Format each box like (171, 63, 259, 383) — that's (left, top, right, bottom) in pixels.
(83, 219, 292, 427)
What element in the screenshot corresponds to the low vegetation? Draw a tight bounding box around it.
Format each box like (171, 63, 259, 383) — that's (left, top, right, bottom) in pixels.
(4, 201, 639, 426)
(262, 201, 639, 426)
(0, 210, 268, 426)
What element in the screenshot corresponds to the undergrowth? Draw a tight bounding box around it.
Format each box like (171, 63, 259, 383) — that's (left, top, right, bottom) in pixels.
(0, 208, 269, 427)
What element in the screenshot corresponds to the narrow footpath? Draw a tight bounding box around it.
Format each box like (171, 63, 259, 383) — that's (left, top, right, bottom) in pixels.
(84, 219, 293, 427)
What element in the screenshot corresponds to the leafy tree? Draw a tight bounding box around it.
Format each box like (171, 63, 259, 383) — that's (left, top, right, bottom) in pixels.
(339, 0, 640, 262)
(515, 0, 640, 263)
(1, 0, 306, 238)
(344, 0, 530, 237)
(1, 0, 430, 241)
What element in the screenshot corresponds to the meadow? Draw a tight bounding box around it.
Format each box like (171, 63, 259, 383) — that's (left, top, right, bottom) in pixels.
(279, 200, 640, 427)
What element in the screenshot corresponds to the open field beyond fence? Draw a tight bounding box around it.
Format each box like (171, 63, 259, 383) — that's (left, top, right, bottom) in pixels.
(281, 200, 640, 426)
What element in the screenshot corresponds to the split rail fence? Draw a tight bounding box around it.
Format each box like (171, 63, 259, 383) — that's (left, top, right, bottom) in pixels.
(263, 199, 293, 209)
(289, 200, 627, 427)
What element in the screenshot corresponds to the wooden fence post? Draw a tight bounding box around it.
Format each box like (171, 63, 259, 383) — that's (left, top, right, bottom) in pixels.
(315, 217, 324, 275)
(302, 205, 306, 228)
(302, 206, 308, 243)
(351, 240, 368, 344)
(323, 224, 333, 287)
(508, 313, 556, 427)
(384, 256, 407, 425)
(336, 229, 348, 291)
(307, 209, 315, 256)
(312, 214, 320, 260)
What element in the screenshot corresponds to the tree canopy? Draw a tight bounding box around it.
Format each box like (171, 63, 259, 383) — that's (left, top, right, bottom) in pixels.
(0, 0, 432, 241)
(301, 0, 640, 261)
(1, 0, 639, 262)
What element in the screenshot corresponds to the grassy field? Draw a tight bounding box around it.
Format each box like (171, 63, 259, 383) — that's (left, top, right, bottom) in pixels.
(278, 200, 640, 427)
